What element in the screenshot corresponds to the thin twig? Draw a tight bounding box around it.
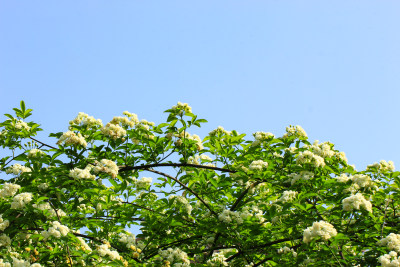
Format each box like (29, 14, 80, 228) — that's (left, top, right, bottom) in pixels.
(119, 163, 236, 173)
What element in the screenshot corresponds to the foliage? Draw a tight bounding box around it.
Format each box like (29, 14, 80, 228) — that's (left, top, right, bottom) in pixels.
(0, 101, 399, 266)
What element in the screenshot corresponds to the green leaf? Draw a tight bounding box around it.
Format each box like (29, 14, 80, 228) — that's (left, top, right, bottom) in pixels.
(20, 101, 26, 112)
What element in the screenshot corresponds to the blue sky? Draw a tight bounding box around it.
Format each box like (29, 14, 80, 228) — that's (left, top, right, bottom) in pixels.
(1, 1, 400, 170)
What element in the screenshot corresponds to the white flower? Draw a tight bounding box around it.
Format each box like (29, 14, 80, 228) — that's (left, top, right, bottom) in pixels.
(249, 160, 268, 171)
(209, 126, 232, 136)
(33, 202, 66, 218)
(351, 174, 373, 188)
(69, 112, 103, 128)
(97, 243, 120, 260)
(6, 164, 31, 175)
(303, 221, 337, 243)
(41, 221, 70, 240)
(69, 166, 96, 180)
(0, 215, 9, 231)
(93, 159, 118, 178)
(0, 234, 11, 247)
(11, 192, 33, 209)
(134, 177, 152, 189)
(368, 160, 395, 172)
(378, 251, 400, 267)
(207, 251, 228, 266)
(336, 174, 350, 183)
(288, 171, 314, 185)
(378, 233, 400, 252)
(169, 195, 193, 215)
(27, 148, 45, 158)
(14, 120, 30, 131)
(172, 102, 192, 114)
(342, 193, 372, 213)
(101, 123, 127, 139)
(283, 125, 307, 139)
(57, 131, 87, 147)
(278, 190, 298, 203)
(0, 183, 21, 198)
(158, 247, 190, 265)
(218, 209, 243, 225)
(297, 151, 325, 168)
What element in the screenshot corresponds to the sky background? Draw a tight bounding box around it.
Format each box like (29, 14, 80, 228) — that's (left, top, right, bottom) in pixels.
(1, 1, 400, 170)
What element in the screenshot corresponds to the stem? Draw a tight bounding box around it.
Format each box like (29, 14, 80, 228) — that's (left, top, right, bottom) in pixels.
(146, 168, 218, 217)
(119, 162, 236, 173)
(324, 240, 343, 267)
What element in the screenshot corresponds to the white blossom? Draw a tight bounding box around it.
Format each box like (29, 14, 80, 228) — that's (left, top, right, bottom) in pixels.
(11, 192, 33, 209)
(6, 164, 31, 175)
(57, 131, 87, 147)
(342, 193, 372, 213)
(378, 233, 400, 253)
(303, 221, 337, 243)
(249, 160, 268, 171)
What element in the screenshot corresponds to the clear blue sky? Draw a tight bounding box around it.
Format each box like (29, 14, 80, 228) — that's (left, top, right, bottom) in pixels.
(1, 1, 399, 170)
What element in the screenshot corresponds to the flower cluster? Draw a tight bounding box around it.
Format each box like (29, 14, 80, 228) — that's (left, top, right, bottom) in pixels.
(277, 246, 297, 257)
(93, 159, 119, 178)
(0, 183, 21, 198)
(27, 148, 45, 158)
(97, 243, 120, 260)
(351, 174, 374, 188)
(378, 233, 400, 252)
(133, 177, 152, 189)
(69, 112, 103, 128)
(69, 166, 96, 180)
(297, 151, 325, 168)
(110, 116, 136, 128)
(174, 132, 204, 150)
(14, 120, 30, 130)
(336, 174, 351, 183)
(278, 190, 298, 203)
(11, 192, 33, 209)
(41, 221, 70, 240)
(0, 215, 9, 231)
(303, 221, 337, 243)
(172, 102, 192, 114)
(283, 125, 307, 139)
(378, 251, 400, 267)
(251, 131, 274, 146)
(288, 171, 314, 185)
(207, 251, 228, 266)
(123, 111, 140, 123)
(249, 160, 268, 171)
(57, 131, 87, 147)
(158, 247, 190, 266)
(305, 140, 335, 158)
(218, 209, 244, 225)
(342, 193, 372, 213)
(6, 164, 31, 175)
(118, 232, 137, 249)
(169, 195, 193, 215)
(209, 126, 232, 136)
(101, 123, 127, 140)
(33, 202, 67, 218)
(77, 236, 92, 251)
(187, 154, 213, 165)
(367, 160, 395, 173)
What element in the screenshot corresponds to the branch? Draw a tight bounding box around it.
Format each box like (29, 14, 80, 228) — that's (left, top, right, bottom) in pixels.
(146, 168, 218, 217)
(29, 137, 57, 150)
(119, 163, 236, 173)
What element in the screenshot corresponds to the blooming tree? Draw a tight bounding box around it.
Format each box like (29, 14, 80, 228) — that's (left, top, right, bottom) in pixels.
(0, 101, 399, 266)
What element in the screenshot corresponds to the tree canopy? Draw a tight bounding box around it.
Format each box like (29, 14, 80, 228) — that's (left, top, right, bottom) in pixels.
(0, 101, 399, 266)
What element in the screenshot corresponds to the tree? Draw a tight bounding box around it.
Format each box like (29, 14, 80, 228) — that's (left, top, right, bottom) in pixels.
(0, 101, 399, 266)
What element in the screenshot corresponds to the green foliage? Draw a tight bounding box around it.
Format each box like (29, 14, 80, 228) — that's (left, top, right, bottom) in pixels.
(0, 101, 398, 266)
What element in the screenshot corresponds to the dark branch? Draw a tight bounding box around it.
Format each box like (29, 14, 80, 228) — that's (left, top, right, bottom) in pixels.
(119, 163, 236, 173)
